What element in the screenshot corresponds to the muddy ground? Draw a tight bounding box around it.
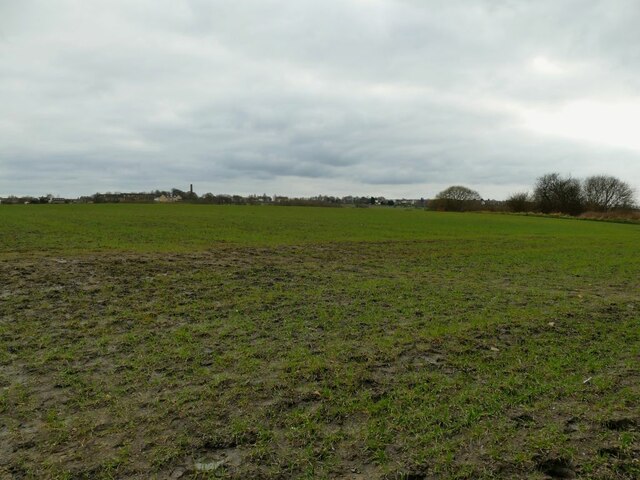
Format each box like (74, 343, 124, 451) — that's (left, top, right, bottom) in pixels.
(1, 242, 639, 478)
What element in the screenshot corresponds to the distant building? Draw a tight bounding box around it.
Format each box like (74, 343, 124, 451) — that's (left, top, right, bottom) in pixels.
(154, 194, 182, 203)
(120, 193, 156, 202)
(395, 199, 419, 207)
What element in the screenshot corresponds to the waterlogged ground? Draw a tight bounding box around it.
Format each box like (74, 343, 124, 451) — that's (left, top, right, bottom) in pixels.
(1, 206, 639, 479)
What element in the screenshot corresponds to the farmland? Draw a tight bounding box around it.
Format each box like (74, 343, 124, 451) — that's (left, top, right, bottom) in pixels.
(1, 205, 639, 479)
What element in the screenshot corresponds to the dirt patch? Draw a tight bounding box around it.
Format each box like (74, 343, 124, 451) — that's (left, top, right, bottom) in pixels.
(603, 418, 638, 431)
(511, 413, 535, 428)
(535, 456, 576, 479)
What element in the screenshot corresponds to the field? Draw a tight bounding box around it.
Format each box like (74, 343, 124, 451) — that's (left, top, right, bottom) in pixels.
(1, 204, 639, 479)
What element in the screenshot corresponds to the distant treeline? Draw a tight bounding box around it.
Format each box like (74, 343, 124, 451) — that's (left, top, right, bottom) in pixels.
(2, 174, 636, 216)
(429, 173, 637, 216)
(0, 190, 426, 207)
(505, 173, 636, 215)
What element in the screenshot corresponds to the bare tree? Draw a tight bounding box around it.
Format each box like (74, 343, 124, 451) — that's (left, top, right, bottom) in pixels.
(583, 175, 635, 211)
(533, 173, 583, 215)
(436, 185, 481, 201)
(432, 186, 482, 211)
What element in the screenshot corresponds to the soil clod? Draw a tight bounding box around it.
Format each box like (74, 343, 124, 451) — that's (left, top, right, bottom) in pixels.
(535, 457, 576, 479)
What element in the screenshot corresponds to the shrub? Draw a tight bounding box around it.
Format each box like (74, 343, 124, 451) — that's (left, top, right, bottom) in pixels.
(506, 192, 534, 212)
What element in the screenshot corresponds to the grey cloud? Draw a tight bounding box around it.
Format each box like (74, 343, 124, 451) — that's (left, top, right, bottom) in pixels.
(1, 0, 640, 198)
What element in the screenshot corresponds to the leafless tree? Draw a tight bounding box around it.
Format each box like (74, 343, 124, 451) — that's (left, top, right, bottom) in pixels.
(533, 173, 583, 215)
(436, 185, 481, 201)
(583, 175, 635, 211)
(432, 186, 482, 211)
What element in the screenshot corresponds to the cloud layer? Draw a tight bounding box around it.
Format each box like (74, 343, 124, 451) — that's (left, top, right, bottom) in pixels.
(1, 0, 640, 198)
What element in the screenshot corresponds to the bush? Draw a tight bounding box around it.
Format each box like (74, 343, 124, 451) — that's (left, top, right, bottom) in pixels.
(506, 192, 534, 212)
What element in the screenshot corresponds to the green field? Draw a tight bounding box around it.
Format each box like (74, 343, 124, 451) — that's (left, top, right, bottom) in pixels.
(1, 205, 639, 479)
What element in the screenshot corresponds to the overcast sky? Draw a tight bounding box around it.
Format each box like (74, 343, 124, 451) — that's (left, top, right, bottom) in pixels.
(1, 0, 639, 199)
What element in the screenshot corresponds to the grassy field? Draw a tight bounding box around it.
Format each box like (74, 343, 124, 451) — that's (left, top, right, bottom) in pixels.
(1, 205, 639, 479)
